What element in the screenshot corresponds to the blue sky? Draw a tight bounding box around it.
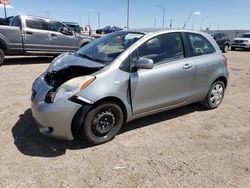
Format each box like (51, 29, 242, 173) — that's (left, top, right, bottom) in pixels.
(1, 0, 249, 30)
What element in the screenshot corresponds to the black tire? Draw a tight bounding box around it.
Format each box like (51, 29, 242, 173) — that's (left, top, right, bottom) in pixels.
(203, 81, 225, 110)
(82, 102, 124, 145)
(231, 47, 236, 51)
(222, 45, 229, 53)
(0, 48, 5, 66)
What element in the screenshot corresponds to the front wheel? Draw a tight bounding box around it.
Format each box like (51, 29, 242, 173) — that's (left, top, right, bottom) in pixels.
(0, 49, 5, 66)
(223, 45, 229, 53)
(82, 102, 124, 145)
(202, 81, 225, 109)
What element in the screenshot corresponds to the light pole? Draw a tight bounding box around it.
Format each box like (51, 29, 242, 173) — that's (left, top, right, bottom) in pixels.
(200, 16, 208, 30)
(127, 0, 130, 29)
(154, 18, 156, 28)
(97, 12, 100, 29)
(158, 5, 165, 28)
(46, 11, 50, 18)
(183, 11, 201, 29)
(87, 11, 90, 25)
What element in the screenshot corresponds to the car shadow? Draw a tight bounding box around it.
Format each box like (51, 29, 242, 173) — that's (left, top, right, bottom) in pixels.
(121, 103, 205, 133)
(2, 56, 54, 66)
(12, 103, 205, 157)
(12, 109, 93, 157)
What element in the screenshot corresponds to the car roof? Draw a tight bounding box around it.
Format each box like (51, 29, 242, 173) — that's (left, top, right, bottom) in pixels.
(63, 22, 79, 26)
(124, 28, 209, 36)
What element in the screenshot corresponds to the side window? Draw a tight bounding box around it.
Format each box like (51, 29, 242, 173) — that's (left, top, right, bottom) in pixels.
(49, 21, 66, 32)
(187, 33, 215, 56)
(137, 32, 184, 65)
(26, 18, 48, 30)
(11, 17, 22, 28)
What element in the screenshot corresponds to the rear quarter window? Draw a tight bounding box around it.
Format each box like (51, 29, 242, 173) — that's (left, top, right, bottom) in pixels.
(187, 33, 215, 56)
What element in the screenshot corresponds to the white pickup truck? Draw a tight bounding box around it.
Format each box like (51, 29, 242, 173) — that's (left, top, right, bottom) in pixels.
(0, 15, 95, 65)
(231, 33, 250, 51)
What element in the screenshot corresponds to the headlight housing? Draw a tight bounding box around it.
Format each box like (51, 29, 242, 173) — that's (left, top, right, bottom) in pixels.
(52, 76, 95, 102)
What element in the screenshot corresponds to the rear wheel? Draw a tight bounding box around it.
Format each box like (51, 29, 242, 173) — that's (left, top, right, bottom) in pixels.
(82, 102, 124, 144)
(0, 49, 5, 66)
(203, 81, 225, 109)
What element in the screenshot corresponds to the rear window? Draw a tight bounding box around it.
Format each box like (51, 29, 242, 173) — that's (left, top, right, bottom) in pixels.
(11, 17, 21, 28)
(187, 33, 215, 56)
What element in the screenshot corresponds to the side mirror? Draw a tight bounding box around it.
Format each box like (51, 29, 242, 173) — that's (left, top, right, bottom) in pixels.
(135, 58, 154, 69)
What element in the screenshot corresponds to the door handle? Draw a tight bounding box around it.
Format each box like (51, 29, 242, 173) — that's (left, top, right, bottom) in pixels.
(51, 33, 57, 37)
(183, 63, 192, 69)
(25, 31, 33, 35)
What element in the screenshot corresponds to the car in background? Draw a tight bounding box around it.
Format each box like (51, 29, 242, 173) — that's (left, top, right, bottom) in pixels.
(31, 30, 228, 144)
(80, 25, 92, 36)
(0, 15, 94, 65)
(96, 25, 123, 34)
(211, 33, 230, 53)
(63, 22, 80, 33)
(231, 33, 250, 51)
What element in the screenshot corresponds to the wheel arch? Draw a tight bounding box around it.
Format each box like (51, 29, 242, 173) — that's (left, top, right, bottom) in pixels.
(93, 96, 128, 124)
(213, 76, 228, 88)
(71, 96, 128, 139)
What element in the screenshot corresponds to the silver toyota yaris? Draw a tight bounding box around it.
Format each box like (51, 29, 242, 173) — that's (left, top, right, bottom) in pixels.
(31, 29, 229, 144)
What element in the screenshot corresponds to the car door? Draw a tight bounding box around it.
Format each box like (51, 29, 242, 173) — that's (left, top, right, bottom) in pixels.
(48, 21, 77, 52)
(23, 17, 51, 51)
(185, 32, 217, 99)
(130, 32, 196, 116)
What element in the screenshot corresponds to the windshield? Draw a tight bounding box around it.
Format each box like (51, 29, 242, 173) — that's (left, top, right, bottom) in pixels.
(76, 31, 144, 64)
(241, 34, 250, 38)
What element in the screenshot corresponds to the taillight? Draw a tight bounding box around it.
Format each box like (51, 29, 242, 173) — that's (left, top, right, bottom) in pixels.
(222, 54, 228, 68)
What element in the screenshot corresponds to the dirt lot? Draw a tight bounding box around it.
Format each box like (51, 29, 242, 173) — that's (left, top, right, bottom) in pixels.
(0, 52, 250, 188)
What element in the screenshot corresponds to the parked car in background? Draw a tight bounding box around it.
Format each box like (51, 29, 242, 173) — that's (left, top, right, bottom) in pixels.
(80, 25, 92, 36)
(211, 32, 230, 53)
(63, 22, 80, 33)
(96, 25, 123, 34)
(231, 33, 250, 51)
(0, 15, 95, 65)
(31, 29, 228, 145)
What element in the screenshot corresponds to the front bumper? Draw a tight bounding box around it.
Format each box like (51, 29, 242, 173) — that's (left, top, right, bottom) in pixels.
(231, 43, 250, 49)
(31, 76, 82, 140)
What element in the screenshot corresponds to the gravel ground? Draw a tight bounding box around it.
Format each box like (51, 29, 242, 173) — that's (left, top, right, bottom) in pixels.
(0, 52, 250, 188)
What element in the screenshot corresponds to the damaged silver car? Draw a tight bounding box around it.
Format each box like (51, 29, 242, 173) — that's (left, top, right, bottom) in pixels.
(31, 29, 228, 144)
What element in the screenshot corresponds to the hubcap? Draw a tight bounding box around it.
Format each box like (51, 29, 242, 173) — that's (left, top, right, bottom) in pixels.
(210, 84, 223, 106)
(92, 110, 116, 136)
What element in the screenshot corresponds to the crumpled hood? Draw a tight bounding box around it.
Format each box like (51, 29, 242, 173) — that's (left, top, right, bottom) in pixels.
(47, 52, 105, 72)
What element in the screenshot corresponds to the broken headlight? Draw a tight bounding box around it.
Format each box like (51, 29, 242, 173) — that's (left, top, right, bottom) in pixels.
(52, 76, 95, 102)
